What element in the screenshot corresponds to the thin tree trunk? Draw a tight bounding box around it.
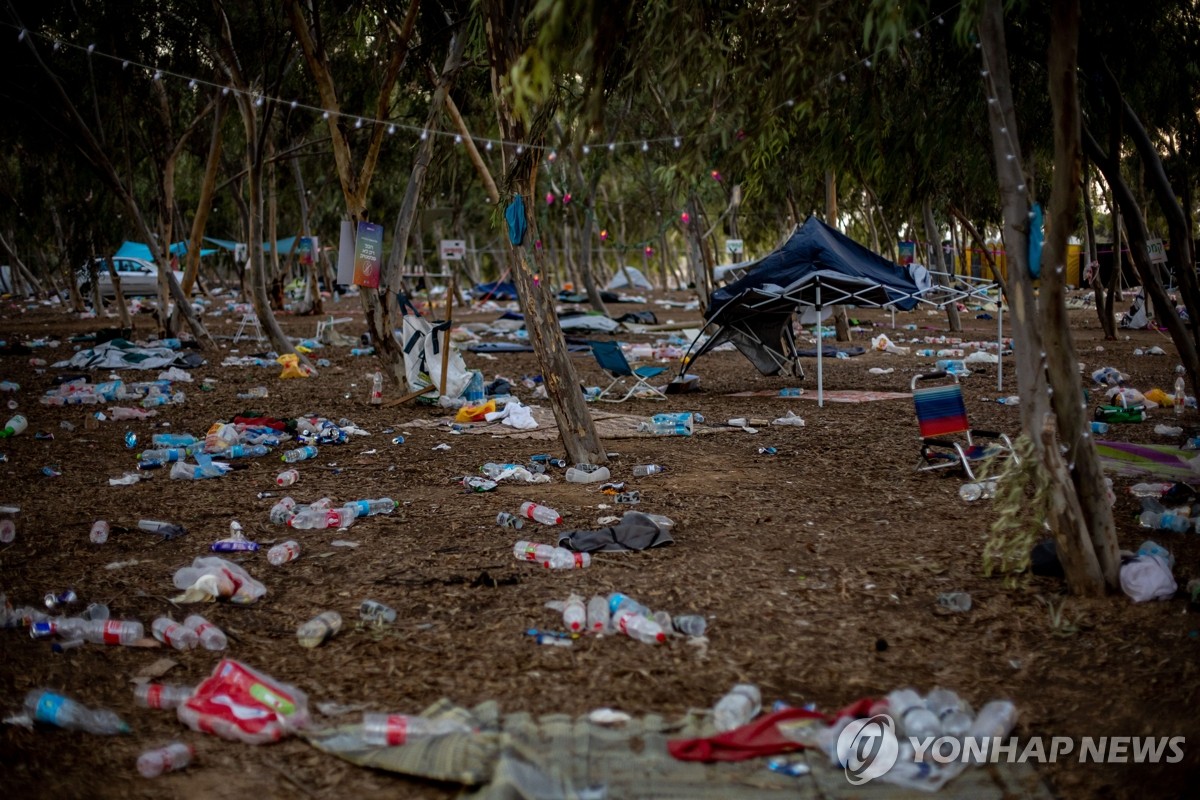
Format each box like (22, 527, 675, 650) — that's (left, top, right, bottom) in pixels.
(1042, 0, 1117, 592)
(560, 137, 607, 314)
(291, 146, 323, 315)
(183, 95, 224, 295)
(923, 199, 962, 332)
(443, 93, 499, 205)
(1082, 157, 1116, 338)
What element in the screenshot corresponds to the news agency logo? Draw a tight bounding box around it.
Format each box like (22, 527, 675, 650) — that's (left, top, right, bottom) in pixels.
(835, 713, 1186, 786)
(837, 714, 899, 785)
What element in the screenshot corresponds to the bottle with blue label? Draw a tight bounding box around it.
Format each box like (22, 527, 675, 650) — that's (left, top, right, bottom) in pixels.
(936, 359, 969, 376)
(24, 689, 130, 734)
(464, 370, 485, 404)
(642, 413, 693, 436)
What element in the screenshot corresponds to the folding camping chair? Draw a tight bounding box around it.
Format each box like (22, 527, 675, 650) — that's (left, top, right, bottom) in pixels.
(588, 341, 668, 402)
(913, 371, 1013, 479)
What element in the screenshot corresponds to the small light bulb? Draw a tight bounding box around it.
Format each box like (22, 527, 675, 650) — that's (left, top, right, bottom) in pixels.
(641, 141, 649, 152)
(673, 137, 681, 148)
(485, 140, 493, 151)
(608, 142, 615, 152)
(290, 100, 297, 109)
(122, 60, 130, 69)
(354, 118, 363, 128)
(189, 80, 198, 90)
(516, 145, 523, 155)
(454, 134, 462, 144)
(387, 125, 396, 135)
(322, 111, 330, 119)
(88, 44, 95, 54)
(420, 129, 428, 141)
(582, 144, 590, 155)
(18, 29, 26, 42)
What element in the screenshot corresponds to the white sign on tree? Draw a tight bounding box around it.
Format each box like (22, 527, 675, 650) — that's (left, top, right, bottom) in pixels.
(725, 238, 744, 256)
(440, 239, 466, 261)
(1147, 238, 1167, 265)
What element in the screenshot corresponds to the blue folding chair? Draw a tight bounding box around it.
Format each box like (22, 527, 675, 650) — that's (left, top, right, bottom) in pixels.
(588, 341, 668, 402)
(912, 371, 1013, 479)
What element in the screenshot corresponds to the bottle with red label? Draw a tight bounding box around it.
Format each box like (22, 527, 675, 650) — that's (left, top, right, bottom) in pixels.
(511, 541, 591, 569)
(75, 619, 144, 645)
(152, 618, 198, 650)
(369, 372, 384, 405)
(137, 741, 195, 777)
(268, 540, 301, 566)
(360, 713, 473, 746)
(184, 614, 227, 650)
(134, 683, 195, 709)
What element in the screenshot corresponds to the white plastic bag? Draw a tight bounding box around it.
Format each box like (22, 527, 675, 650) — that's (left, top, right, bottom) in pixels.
(172, 557, 267, 605)
(1120, 555, 1177, 603)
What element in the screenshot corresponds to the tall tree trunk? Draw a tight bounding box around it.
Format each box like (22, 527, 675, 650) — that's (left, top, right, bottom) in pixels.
(560, 137, 607, 314)
(923, 199, 962, 332)
(286, 0, 419, 386)
(483, 0, 606, 465)
(1042, 0, 1116, 592)
(183, 95, 224, 295)
(825, 169, 851, 341)
(291, 146, 323, 315)
(1082, 158, 1116, 338)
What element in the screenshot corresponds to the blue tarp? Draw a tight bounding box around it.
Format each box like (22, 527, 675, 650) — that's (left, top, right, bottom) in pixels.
(203, 236, 298, 255)
(114, 241, 215, 261)
(471, 281, 519, 301)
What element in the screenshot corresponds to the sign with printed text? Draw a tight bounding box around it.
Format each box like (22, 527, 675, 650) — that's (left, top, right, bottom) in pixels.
(296, 236, 317, 266)
(898, 241, 916, 265)
(725, 238, 744, 255)
(1147, 238, 1167, 265)
(439, 239, 466, 261)
(352, 222, 384, 288)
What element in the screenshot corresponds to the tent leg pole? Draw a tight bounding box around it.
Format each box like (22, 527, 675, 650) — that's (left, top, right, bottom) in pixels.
(997, 292, 1003, 392)
(816, 289, 823, 408)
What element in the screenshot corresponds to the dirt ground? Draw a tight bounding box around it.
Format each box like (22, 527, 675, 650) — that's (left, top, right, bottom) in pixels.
(0, 287, 1198, 800)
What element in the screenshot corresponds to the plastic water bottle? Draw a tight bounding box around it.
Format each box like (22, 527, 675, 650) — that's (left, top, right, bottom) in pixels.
(152, 618, 198, 651)
(184, 614, 227, 650)
(137, 741, 194, 777)
(268, 541, 302, 565)
(965, 701, 1018, 763)
(0, 414, 28, 438)
(1139, 511, 1191, 533)
(79, 619, 144, 645)
(350, 498, 397, 517)
(227, 444, 269, 459)
(297, 611, 342, 648)
(672, 614, 707, 637)
(152, 433, 196, 447)
(562, 594, 586, 632)
(350, 347, 374, 356)
(887, 688, 942, 739)
(586, 595, 610, 633)
(519, 501, 562, 525)
(237, 386, 269, 400)
(282, 445, 318, 463)
(1130, 482, 1174, 498)
(608, 592, 652, 617)
(361, 713, 473, 746)
(959, 479, 998, 502)
(134, 683, 194, 709)
(1091, 421, 1110, 434)
(613, 608, 666, 644)
(24, 689, 129, 734)
(369, 372, 384, 405)
(924, 688, 973, 737)
(140, 448, 188, 463)
(713, 684, 762, 731)
(1175, 377, 1186, 416)
(89, 520, 110, 544)
(512, 541, 590, 569)
(565, 465, 611, 483)
(994, 396, 1021, 406)
(632, 464, 664, 477)
(269, 497, 297, 524)
(360, 600, 397, 624)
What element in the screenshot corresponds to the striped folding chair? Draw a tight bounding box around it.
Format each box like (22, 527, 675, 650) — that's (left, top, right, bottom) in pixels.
(913, 371, 1012, 479)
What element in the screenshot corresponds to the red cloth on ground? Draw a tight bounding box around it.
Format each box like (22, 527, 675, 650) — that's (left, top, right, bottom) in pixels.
(232, 416, 288, 431)
(667, 698, 876, 763)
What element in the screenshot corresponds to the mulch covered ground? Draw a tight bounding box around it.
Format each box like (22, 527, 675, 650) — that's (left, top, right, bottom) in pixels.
(0, 289, 1197, 799)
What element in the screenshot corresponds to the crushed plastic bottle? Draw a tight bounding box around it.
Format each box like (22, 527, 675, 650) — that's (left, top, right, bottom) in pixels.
(297, 611, 342, 648)
(519, 501, 562, 525)
(137, 741, 194, 777)
(184, 614, 228, 650)
(25, 689, 130, 734)
(513, 541, 591, 569)
(713, 684, 762, 732)
(277, 469, 300, 487)
(134, 683, 194, 709)
(268, 541, 301, 565)
(152, 618, 198, 651)
(360, 713, 473, 746)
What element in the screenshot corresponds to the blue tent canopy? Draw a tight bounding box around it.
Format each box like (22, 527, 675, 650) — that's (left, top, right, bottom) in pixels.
(685, 216, 929, 377)
(203, 236, 298, 255)
(114, 240, 215, 261)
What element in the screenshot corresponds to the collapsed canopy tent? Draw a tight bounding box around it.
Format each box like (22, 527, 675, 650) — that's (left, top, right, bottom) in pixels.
(471, 281, 519, 301)
(684, 216, 929, 379)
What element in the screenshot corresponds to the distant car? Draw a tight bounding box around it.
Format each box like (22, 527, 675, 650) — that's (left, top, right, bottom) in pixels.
(77, 257, 184, 298)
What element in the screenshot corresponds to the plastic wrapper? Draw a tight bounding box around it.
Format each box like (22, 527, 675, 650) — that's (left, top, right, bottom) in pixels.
(172, 557, 267, 605)
(177, 659, 309, 745)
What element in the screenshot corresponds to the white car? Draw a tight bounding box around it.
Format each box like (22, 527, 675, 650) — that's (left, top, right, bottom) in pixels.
(77, 257, 184, 298)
